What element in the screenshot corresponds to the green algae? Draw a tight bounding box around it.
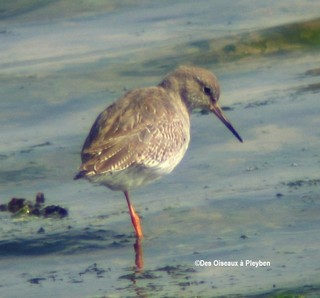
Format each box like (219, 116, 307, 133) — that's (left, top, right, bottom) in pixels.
(188, 18, 320, 65)
(296, 82, 320, 94)
(93, 18, 320, 81)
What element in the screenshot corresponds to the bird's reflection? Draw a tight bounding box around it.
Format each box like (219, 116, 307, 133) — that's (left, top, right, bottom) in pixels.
(134, 238, 144, 271)
(122, 239, 147, 297)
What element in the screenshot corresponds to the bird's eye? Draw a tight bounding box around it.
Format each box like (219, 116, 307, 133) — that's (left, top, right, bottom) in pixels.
(203, 86, 213, 96)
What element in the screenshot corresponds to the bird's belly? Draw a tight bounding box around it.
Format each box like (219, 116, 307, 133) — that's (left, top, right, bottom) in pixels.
(88, 165, 168, 191)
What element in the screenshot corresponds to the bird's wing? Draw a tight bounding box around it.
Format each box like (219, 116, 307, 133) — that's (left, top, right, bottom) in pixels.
(80, 87, 189, 174)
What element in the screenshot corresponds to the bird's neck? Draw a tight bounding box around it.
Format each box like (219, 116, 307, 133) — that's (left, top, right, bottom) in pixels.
(158, 77, 193, 114)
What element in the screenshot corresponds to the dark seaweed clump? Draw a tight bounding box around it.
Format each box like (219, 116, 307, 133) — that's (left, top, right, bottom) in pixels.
(0, 192, 68, 218)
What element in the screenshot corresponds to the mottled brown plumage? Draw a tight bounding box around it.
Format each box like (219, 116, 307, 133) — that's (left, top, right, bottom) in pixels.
(75, 65, 242, 238)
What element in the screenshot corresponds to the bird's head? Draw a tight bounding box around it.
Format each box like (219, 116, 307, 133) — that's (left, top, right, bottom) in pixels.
(160, 65, 243, 143)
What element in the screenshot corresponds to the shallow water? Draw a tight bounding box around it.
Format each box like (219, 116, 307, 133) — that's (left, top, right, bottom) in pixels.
(1, 1, 320, 297)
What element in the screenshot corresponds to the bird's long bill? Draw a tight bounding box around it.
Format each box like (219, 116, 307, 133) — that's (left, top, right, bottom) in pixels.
(210, 103, 243, 143)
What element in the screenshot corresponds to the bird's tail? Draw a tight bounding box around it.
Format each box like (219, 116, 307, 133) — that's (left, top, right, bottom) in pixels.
(74, 170, 88, 180)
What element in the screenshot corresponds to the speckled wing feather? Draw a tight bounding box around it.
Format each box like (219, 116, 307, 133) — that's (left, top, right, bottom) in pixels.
(79, 87, 189, 175)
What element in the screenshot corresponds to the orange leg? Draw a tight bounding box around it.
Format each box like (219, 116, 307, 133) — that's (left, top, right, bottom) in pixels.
(124, 191, 143, 239)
